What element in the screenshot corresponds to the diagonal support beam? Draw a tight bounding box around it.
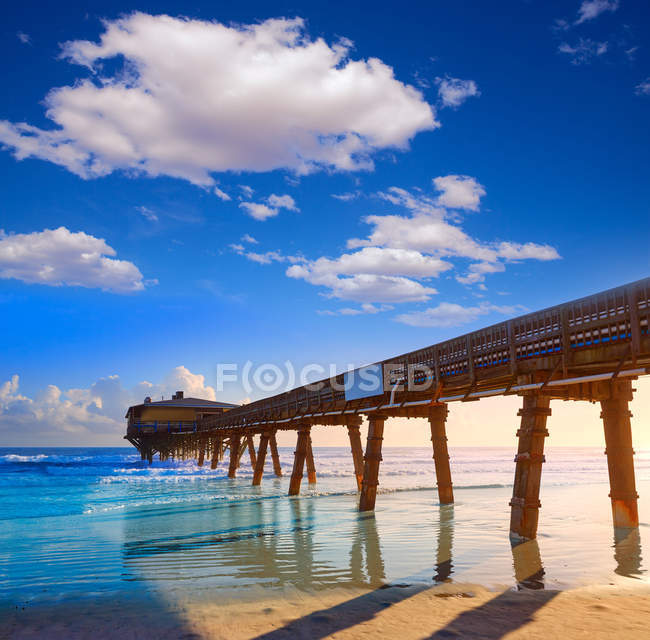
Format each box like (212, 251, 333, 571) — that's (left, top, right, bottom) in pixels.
(269, 432, 283, 477)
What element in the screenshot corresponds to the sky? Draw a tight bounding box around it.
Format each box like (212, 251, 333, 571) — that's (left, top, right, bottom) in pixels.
(0, 0, 648, 448)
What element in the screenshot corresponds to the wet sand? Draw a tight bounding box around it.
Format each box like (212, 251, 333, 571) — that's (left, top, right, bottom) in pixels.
(3, 582, 650, 639)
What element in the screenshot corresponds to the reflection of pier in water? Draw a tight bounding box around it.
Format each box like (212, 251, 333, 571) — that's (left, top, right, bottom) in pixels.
(120, 492, 644, 592)
(120, 496, 386, 590)
(613, 527, 643, 579)
(434, 505, 454, 583)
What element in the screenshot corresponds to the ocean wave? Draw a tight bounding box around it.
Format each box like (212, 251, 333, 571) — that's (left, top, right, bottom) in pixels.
(1, 454, 49, 462)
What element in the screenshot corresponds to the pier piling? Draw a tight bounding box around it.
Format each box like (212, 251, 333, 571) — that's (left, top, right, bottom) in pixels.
(289, 427, 310, 496)
(306, 433, 317, 484)
(228, 436, 241, 478)
(601, 379, 639, 528)
(197, 438, 206, 467)
(347, 425, 364, 491)
(429, 404, 454, 505)
(359, 416, 385, 512)
(210, 436, 221, 469)
(252, 433, 270, 486)
(246, 435, 257, 469)
(509, 394, 551, 539)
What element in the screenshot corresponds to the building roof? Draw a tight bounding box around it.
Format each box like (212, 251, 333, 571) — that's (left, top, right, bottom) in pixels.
(126, 397, 239, 417)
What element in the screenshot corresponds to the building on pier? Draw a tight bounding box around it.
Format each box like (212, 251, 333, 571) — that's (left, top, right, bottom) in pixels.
(125, 391, 238, 432)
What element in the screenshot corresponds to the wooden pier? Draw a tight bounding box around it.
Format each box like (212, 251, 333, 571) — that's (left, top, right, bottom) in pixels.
(126, 277, 650, 540)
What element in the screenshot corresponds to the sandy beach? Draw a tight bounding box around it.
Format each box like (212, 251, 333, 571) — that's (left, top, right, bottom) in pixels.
(3, 582, 650, 639)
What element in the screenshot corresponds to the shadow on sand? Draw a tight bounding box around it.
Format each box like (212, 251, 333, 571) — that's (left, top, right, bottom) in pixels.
(252, 507, 567, 640)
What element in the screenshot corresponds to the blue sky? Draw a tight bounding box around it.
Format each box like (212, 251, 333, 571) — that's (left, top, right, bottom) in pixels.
(0, 1, 648, 445)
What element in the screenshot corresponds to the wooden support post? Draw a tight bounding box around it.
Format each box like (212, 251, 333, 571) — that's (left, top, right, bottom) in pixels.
(246, 435, 257, 469)
(359, 416, 385, 512)
(601, 380, 639, 529)
(252, 433, 270, 486)
(289, 427, 310, 496)
(236, 438, 246, 468)
(270, 432, 283, 477)
(305, 432, 317, 484)
(347, 425, 364, 491)
(147, 448, 153, 465)
(429, 404, 454, 505)
(210, 437, 222, 470)
(509, 394, 551, 539)
(228, 436, 241, 478)
(197, 438, 206, 467)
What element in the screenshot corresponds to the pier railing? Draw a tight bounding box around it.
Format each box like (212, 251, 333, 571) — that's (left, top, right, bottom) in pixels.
(197, 277, 649, 431)
(128, 420, 198, 435)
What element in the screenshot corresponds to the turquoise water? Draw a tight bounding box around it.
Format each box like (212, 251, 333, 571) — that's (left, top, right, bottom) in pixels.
(1, 446, 649, 609)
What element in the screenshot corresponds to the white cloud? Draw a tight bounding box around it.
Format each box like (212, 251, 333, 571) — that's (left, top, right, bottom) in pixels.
(240, 193, 299, 220)
(17, 32, 31, 44)
(0, 366, 219, 445)
(635, 78, 650, 96)
(136, 205, 158, 222)
(0, 227, 149, 293)
(497, 241, 560, 261)
(288, 266, 438, 303)
(0, 13, 437, 186)
(241, 234, 258, 244)
(395, 302, 522, 328)
(318, 302, 393, 316)
(239, 202, 278, 221)
(347, 211, 497, 261)
(214, 187, 231, 201)
(230, 243, 301, 265)
(625, 46, 638, 61)
(559, 38, 608, 64)
(234, 176, 560, 304)
(433, 174, 486, 211)
(575, 0, 619, 25)
(331, 191, 360, 201)
(244, 251, 288, 265)
(553, 19, 571, 33)
(239, 185, 254, 199)
(294, 247, 452, 279)
(286, 246, 451, 303)
(435, 76, 480, 108)
(267, 194, 298, 211)
(456, 261, 506, 285)
(161, 365, 217, 401)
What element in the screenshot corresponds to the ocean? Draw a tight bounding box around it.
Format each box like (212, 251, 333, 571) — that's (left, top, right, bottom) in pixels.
(1, 446, 649, 612)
